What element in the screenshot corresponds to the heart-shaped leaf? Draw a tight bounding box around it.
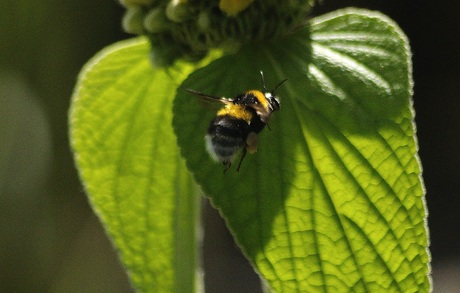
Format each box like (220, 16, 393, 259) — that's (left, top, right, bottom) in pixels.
(173, 9, 430, 292)
(70, 38, 203, 292)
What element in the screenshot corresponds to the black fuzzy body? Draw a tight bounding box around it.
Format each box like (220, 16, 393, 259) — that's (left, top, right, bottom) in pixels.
(205, 112, 266, 167)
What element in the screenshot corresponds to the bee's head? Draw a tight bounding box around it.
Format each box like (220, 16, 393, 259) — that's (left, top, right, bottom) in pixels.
(264, 92, 280, 112)
(259, 70, 286, 113)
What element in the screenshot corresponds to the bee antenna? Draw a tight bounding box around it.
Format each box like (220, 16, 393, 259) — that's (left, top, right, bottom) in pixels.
(271, 78, 288, 94)
(259, 70, 268, 92)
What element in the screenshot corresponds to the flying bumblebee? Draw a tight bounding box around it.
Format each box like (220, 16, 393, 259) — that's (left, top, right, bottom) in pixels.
(185, 71, 287, 172)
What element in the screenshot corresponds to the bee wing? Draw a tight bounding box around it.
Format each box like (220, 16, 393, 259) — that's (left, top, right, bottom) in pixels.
(183, 88, 233, 105)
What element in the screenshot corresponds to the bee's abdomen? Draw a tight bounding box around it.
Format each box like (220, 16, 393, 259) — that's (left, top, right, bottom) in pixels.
(205, 115, 249, 163)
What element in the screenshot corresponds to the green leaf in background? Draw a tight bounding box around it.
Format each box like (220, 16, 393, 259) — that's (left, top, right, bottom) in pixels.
(69, 38, 202, 293)
(174, 8, 430, 292)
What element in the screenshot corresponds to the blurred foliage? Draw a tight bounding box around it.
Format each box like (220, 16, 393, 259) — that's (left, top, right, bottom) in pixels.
(0, 0, 134, 292)
(0, 72, 53, 292)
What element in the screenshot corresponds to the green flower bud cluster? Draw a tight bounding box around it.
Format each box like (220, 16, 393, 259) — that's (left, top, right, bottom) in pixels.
(120, 0, 315, 66)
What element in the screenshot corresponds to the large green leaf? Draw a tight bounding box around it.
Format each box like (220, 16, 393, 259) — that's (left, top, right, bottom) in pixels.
(69, 38, 202, 292)
(173, 8, 430, 292)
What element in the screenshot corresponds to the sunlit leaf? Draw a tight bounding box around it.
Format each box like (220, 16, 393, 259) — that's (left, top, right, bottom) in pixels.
(173, 8, 430, 292)
(70, 37, 202, 293)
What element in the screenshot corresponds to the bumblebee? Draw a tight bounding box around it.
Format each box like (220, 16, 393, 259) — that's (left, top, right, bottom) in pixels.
(185, 71, 287, 172)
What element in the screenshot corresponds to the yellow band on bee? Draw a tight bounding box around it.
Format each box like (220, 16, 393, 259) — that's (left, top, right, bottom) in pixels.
(217, 104, 253, 123)
(246, 90, 269, 110)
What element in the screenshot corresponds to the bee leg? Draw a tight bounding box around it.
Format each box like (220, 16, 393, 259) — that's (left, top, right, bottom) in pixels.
(246, 132, 259, 154)
(236, 148, 247, 172)
(223, 161, 232, 174)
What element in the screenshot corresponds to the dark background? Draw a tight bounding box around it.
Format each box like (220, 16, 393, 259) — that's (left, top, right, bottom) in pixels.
(0, 1, 458, 292)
